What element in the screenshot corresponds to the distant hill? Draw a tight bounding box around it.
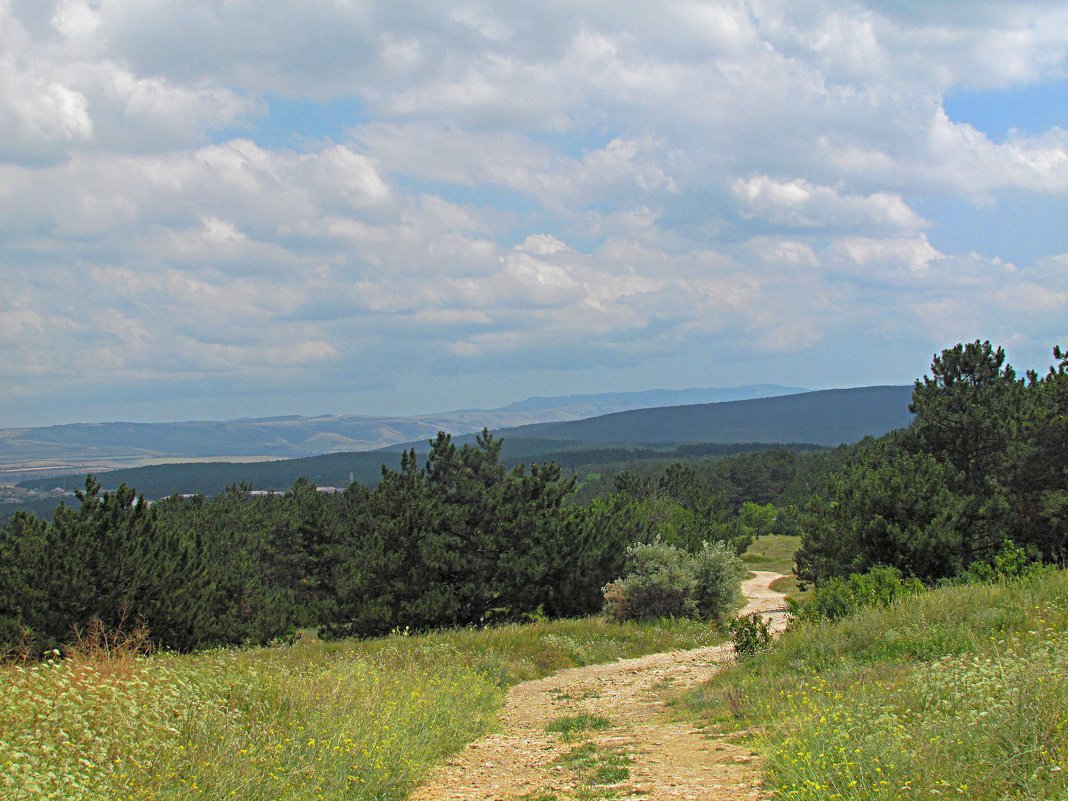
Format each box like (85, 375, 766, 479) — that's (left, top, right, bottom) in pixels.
(0, 384, 804, 481)
(497, 385, 914, 447)
(494, 384, 806, 415)
(12, 439, 824, 510)
(11, 384, 912, 509)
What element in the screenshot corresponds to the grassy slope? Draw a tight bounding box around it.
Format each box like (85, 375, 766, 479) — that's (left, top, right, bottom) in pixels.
(1, 617, 723, 801)
(680, 569, 1068, 800)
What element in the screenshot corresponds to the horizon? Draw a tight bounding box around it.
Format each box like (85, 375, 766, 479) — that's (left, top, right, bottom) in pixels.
(2, 3, 1066, 428)
(8, 380, 830, 429)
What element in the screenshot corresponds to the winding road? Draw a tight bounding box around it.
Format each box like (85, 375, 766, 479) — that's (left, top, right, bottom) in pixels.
(411, 571, 789, 801)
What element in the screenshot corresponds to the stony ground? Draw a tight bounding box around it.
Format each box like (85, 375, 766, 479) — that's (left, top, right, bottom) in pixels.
(411, 571, 789, 801)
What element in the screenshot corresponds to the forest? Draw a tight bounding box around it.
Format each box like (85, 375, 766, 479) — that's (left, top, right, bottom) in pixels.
(0, 434, 831, 653)
(1, 340, 1066, 655)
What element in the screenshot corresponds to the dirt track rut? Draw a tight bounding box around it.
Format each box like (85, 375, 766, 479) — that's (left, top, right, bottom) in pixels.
(411, 571, 789, 801)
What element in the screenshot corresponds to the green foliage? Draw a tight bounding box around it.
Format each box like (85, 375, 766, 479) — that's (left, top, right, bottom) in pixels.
(3, 477, 218, 652)
(2, 430, 647, 652)
(603, 464, 754, 554)
(682, 570, 1068, 801)
(958, 539, 1043, 584)
(738, 500, 778, 537)
(603, 542, 698, 621)
(326, 431, 620, 638)
(691, 540, 749, 619)
(787, 566, 925, 623)
(602, 540, 745, 624)
(909, 340, 1023, 495)
(798, 341, 1068, 586)
(729, 613, 773, 657)
(798, 440, 965, 583)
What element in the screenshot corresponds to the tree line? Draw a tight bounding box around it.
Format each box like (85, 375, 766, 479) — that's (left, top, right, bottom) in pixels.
(798, 342, 1068, 584)
(2, 431, 784, 654)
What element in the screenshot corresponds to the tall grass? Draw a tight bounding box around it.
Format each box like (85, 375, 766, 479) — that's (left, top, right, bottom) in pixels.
(683, 569, 1068, 801)
(1, 616, 721, 801)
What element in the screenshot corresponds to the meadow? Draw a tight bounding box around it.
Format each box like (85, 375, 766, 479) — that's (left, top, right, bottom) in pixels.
(0, 616, 721, 801)
(681, 568, 1068, 801)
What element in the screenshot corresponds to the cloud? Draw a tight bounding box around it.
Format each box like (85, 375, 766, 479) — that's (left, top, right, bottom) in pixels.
(828, 234, 945, 275)
(2, 0, 1068, 423)
(733, 176, 927, 231)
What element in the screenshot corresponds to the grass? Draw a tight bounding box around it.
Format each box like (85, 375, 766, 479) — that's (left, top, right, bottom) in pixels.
(680, 568, 1068, 801)
(0, 615, 721, 801)
(532, 741, 634, 801)
(741, 534, 800, 575)
(539, 711, 633, 800)
(546, 714, 613, 739)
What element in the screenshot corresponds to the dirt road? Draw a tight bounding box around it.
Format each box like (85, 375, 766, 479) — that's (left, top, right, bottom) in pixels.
(411, 571, 789, 801)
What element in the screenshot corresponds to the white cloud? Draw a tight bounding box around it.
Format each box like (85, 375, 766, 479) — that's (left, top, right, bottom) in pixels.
(3, 0, 1068, 423)
(828, 234, 945, 274)
(733, 176, 927, 231)
(516, 233, 571, 255)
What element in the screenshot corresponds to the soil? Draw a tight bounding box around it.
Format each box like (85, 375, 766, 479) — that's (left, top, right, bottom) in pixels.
(410, 571, 789, 801)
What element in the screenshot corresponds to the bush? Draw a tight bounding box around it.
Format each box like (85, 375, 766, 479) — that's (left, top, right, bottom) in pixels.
(787, 565, 924, 623)
(603, 541, 745, 624)
(692, 541, 747, 620)
(958, 539, 1043, 583)
(729, 613, 773, 657)
(603, 542, 696, 621)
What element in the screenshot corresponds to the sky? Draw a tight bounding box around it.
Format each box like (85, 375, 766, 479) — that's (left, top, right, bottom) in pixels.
(1, 1, 1067, 427)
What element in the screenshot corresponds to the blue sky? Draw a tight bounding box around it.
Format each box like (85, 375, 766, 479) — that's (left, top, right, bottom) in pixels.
(1, 1, 1067, 426)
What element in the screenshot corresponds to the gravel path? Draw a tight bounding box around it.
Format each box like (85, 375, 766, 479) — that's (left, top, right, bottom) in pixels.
(411, 571, 789, 801)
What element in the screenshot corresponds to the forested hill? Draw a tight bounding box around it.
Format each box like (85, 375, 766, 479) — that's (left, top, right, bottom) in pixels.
(478, 386, 913, 447)
(12, 385, 911, 504)
(13, 439, 819, 502)
(0, 384, 804, 482)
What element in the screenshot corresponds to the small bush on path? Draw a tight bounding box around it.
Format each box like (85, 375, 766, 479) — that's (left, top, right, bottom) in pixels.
(603, 540, 746, 624)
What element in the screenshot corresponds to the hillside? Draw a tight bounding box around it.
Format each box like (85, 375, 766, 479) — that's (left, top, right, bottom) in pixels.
(12, 385, 910, 504)
(0, 384, 804, 482)
(499, 385, 912, 446)
(684, 569, 1068, 801)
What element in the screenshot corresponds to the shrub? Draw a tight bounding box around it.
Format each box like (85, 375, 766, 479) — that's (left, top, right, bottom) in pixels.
(603, 540, 745, 623)
(603, 542, 697, 621)
(959, 539, 1043, 583)
(729, 613, 773, 657)
(692, 540, 747, 621)
(787, 565, 924, 623)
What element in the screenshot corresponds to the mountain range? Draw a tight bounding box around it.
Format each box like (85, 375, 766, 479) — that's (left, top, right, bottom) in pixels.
(0, 385, 805, 482)
(12, 385, 914, 504)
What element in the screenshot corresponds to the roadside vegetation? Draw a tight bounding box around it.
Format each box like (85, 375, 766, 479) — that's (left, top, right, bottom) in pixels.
(1, 432, 799, 655)
(0, 616, 721, 801)
(685, 568, 1068, 800)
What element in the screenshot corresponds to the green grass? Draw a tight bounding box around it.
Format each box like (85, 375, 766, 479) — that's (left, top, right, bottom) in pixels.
(546, 714, 613, 739)
(554, 742, 633, 794)
(741, 534, 801, 574)
(681, 569, 1068, 801)
(0, 616, 722, 801)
